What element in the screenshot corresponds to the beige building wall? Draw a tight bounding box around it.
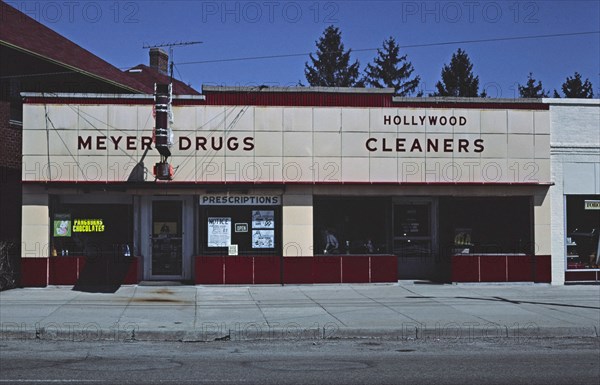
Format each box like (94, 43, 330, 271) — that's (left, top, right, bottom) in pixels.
(282, 186, 313, 257)
(21, 185, 50, 258)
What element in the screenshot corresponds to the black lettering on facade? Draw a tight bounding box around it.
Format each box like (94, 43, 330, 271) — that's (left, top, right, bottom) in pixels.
(364, 137, 485, 154)
(141, 136, 153, 150)
(211, 137, 223, 151)
(410, 138, 423, 152)
(427, 139, 438, 152)
(382, 138, 392, 152)
(366, 138, 377, 152)
(97, 136, 107, 150)
(396, 138, 406, 152)
(126, 136, 136, 150)
(78, 136, 92, 150)
(474, 139, 485, 153)
(196, 137, 207, 150)
(384, 115, 467, 126)
(243, 137, 255, 151)
(227, 137, 239, 151)
(110, 136, 122, 150)
(443, 139, 453, 152)
(179, 137, 191, 150)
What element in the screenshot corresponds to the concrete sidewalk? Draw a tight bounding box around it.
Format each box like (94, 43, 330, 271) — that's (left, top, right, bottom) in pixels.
(1, 282, 599, 342)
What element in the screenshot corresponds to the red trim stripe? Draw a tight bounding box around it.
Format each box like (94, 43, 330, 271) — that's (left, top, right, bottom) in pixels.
(21, 180, 553, 187)
(23, 93, 549, 110)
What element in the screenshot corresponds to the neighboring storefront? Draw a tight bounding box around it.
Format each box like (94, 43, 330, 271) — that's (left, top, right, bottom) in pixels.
(20, 87, 555, 286)
(548, 99, 600, 284)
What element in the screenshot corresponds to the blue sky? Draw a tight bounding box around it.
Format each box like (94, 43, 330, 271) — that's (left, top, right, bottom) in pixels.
(8, 0, 600, 97)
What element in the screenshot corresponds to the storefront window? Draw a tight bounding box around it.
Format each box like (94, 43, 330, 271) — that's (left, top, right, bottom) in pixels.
(51, 200, 133, 259)
(199, 204, 281, 255)
(566, 195, 600, 270)
(313, 197, 390, 255)
(439, 197, 532, 255)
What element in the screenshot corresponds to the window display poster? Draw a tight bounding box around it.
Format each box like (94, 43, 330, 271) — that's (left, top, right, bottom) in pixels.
(153, 222, 178, 237)
(208, 217, 231, 247)
(53, 214, 71, 237)
(252, 210, 274, 229)
(401, 208, 421, 234)
(252, 230, 275, 249)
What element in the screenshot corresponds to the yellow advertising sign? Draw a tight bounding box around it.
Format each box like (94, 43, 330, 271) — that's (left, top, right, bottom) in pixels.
(72, 219, 105, 232)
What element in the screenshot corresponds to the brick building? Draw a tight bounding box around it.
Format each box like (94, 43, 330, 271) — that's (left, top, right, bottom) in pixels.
(0, 1, 197, 284)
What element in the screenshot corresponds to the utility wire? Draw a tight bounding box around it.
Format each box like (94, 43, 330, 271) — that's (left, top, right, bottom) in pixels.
(3, 31, 598, 80)
(176, 31, 600, 66)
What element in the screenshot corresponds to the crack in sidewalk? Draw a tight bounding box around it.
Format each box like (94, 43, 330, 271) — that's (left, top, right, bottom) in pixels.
(247, 288, 270, 327)
(298, 288, 348, 327)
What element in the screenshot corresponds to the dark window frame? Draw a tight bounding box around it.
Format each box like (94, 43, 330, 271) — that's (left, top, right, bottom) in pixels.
(439, 196, 533, 256)
(313, 197, 392, 255)
(565, 195, 600, 270)
(198, 205, 282, 256)
(49, 198, 134, 259)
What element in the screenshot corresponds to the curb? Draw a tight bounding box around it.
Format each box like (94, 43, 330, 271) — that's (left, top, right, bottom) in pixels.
(2, 325, 598, 343)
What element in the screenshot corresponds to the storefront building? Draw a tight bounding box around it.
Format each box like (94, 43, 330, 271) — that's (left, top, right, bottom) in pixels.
(20, 87, 556, 286)
(548, 98, 600, 284)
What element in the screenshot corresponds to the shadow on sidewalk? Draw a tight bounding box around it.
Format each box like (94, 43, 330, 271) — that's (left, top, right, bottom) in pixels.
(73, 256, 134, 293)
(456, 296, 600, 310)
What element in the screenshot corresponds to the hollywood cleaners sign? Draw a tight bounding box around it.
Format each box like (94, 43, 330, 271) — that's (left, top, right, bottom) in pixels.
(365, 114, 484, 153)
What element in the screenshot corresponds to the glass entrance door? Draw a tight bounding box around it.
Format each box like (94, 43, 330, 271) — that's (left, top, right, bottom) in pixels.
(151, 200, 183, 277)
(393, 199, 439, 280)
(139, 196, 193, 281)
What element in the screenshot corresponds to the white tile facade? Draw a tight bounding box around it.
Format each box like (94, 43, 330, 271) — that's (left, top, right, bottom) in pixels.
(23, 104, 551, 185)
(548, 100, 600, 284)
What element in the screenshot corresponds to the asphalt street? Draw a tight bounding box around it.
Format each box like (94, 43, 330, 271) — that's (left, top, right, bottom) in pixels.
(0, 338, 598, 385)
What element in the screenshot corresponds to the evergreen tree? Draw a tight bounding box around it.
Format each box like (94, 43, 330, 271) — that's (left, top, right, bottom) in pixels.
(304, 26, 361, 87)
(432, 48, 482, 97)
(518, 73, 548, 98)
(561, 72, 594, 98)
(363, 37, 420, 96)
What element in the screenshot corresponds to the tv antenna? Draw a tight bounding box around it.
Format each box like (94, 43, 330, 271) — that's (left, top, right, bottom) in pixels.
(142, 40, 203, 81)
